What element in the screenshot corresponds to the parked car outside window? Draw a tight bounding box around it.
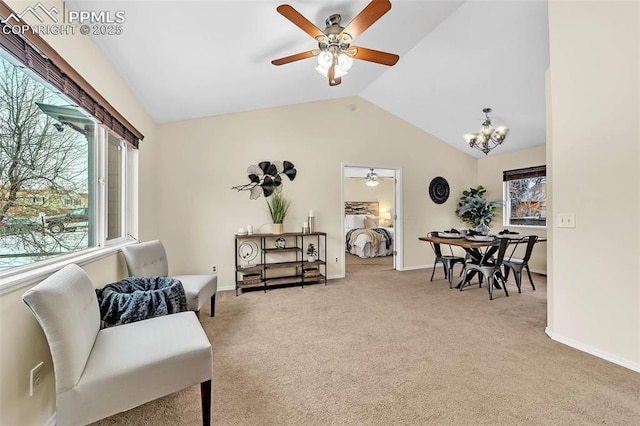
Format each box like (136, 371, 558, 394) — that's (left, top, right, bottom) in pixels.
(45, 207, 89, 233)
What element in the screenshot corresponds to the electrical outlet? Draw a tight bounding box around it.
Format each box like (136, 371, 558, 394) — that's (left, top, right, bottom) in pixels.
(557, 213, 576, 228)
(30, 361, 44, 396)
(335, 257, 339, 263)
(212, 265, 217, 273)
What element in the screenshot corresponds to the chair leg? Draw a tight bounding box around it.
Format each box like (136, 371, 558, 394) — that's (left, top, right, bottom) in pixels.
(442, 263, 448, 279)
(487, 276, 494, 300)
(430, 258, 437, 281)
(525, 265, 536, 290)
(201, 380, 211, 426)
(498, 272, 509, 297)
(210, 293, 216, 317)
(447, 264, 454, 289)
(513, 268, 522, 293)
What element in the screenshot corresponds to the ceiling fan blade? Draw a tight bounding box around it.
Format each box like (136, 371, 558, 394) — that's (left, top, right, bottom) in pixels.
(328, 65, 341, 86)
(352, 46, 399, 66)
(276, 5, 326, 41)
(271, 50, 318, 66)
(339, 0, 392, 43)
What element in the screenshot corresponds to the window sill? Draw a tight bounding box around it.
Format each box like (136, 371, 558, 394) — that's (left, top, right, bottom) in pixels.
(503, 224, 547, 231)
(0, 239, 137, 296)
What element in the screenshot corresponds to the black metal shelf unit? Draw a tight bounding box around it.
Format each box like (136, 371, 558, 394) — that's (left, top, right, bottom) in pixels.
(234, 231, 327, 295)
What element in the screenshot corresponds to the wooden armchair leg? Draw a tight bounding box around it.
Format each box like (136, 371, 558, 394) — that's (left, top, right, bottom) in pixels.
(201, 379, 211, 426)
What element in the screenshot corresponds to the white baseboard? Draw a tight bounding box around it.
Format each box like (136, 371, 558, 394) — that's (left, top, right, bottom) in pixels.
(398, 264, 432, 271)
(545, 327, 640, 373)
(530, 268, 547, 276)
(218, 283, 235, 292)
(45, 412, 56, 426)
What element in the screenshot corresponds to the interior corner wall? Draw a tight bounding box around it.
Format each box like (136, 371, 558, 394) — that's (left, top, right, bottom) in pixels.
(151, 96, 477, 287)
(0, 1, 158, 424)
(476, 145, 547, 273)
(547, 0, 640, 370)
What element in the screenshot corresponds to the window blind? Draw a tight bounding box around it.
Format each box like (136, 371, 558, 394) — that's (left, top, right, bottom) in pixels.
(503, 165, 546, 182)
(0, 2, 144, 147)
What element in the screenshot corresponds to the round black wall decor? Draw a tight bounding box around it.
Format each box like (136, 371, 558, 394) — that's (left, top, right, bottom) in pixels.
(429, 176, 450, 204)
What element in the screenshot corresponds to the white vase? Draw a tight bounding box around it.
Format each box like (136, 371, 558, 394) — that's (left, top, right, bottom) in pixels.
(272, 223, 283, 234)
(308, 256, 316, 263)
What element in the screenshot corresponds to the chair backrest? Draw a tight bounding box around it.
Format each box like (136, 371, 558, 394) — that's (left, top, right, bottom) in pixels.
(121, 240, 169, 277)
(507, 235, 538, 262)
(427, 231, 443, 257)
(479, 236, 510, 266)
(22, 264, 101, 395)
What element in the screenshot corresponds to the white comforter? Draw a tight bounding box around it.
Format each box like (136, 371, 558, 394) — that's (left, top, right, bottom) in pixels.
(346, 227, 394, 258)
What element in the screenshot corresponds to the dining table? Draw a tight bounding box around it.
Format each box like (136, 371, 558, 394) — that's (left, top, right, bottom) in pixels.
(418, 233, 547, 289)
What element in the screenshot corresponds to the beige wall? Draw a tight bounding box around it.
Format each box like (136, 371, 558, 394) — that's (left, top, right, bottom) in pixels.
(0, 1, 158, 424)
(151, 97, 478, 285)
(477, 145, 547, 273)
(547, 0, 639, 369)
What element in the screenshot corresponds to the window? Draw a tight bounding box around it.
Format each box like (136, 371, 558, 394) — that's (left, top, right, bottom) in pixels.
(503, 165, 546, 228)
(0, 53, 136, 274)
(107, 133, 124, 241)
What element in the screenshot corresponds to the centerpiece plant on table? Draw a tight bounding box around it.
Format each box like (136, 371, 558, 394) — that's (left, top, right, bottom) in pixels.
(455, 185, 503, 235)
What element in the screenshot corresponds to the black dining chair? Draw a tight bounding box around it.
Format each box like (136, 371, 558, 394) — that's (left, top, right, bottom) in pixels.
(502, 235, 538, 293)
(461, 236, 510, 300)
(427, 231, 466, 289)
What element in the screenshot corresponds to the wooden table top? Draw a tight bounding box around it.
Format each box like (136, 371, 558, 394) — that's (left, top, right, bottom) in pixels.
(418, 235, 547, 249)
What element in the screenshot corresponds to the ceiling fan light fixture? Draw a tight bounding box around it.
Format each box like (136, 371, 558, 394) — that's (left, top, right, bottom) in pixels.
(317, 51, 333, 68)
(337, 53, 354, 72)
(365, 178, 379, 187)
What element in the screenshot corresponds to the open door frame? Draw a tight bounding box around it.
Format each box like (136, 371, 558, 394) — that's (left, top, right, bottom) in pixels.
(340, 163, 403, 278)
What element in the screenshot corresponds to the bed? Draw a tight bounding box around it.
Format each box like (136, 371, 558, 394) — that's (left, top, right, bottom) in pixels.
(344, 213, 394, 258)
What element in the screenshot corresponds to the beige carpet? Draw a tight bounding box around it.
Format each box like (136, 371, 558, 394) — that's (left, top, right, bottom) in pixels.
(92, 268, 640, 425)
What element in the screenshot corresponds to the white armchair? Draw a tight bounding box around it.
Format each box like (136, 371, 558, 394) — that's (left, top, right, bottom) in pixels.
(22, 264, 213, 426)
(121, 240, 218, 317)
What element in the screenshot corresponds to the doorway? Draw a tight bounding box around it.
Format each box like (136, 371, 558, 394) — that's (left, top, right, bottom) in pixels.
(341, 164, 403, 277)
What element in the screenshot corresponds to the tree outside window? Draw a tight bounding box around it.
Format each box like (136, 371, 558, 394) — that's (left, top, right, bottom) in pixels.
(503, 166, 546, 228)
(0, 55, 92, 270)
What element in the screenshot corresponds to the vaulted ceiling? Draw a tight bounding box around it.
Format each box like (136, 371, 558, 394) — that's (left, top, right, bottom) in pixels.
(74, 0, 549, 158)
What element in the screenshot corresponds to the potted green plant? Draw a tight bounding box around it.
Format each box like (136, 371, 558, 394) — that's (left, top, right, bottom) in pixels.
(306, 243, 318, 262)
(266, 192, 290, 234)
(455, 185, 503, 235)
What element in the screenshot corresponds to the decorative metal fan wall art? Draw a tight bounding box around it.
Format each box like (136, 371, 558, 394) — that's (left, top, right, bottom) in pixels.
(231, 160, 297, 199)
(271, 0, 400, 86)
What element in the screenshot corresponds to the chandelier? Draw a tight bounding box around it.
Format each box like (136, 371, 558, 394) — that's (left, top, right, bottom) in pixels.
(463, 108, 509, 155)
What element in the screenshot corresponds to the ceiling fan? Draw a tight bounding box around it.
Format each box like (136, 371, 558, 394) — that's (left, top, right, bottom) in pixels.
(355, 168, 390, 187)
(271, 0, 400, 86)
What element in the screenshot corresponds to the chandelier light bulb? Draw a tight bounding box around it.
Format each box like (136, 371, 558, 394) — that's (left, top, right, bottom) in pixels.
(482, 127, 494, 136)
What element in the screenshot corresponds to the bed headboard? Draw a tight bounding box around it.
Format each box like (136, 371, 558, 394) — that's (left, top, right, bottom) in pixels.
(345, 201, 379, 216)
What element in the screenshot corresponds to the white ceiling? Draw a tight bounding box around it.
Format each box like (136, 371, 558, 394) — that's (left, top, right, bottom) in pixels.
(74, 0, 549, 158)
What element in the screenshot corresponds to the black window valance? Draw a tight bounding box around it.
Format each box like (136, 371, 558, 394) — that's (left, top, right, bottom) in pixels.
(503, 165, 546, 182)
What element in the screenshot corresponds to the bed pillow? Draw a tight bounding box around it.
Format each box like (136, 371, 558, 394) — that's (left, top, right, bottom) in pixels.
(345, 214, 368, 229)
(363, 217, 379, 229)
